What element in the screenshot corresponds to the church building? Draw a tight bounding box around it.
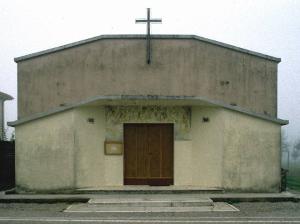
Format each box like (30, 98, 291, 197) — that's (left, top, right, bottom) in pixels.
(9, 32, 288, 192)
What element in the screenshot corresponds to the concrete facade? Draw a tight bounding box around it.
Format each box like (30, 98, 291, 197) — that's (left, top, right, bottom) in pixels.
(12, 35, 285, 193)
(16, 36, 279, 119)
(15, 105, 281, 192)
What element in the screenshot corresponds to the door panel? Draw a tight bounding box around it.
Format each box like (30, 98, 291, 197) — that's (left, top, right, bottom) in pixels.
(148, 125, 161, 179)
(136, 125, 148, 178)
(124, 123, 173, 186)
(161, 124, 174, 178)
(124, 125, 137, 179)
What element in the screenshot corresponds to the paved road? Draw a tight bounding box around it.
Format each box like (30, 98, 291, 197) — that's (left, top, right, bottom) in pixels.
(0, 202, 300, 223)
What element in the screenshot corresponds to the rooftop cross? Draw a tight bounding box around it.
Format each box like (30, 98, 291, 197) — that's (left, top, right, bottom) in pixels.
(136, 8, 162, 64)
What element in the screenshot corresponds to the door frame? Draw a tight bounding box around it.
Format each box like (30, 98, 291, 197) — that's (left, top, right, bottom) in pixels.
(123, 123, 174, 186)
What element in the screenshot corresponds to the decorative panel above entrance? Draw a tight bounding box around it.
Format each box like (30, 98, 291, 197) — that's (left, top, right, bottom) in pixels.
(105, 106, 191, 141)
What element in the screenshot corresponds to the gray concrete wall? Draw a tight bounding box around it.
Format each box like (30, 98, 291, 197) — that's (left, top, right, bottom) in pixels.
(17, 38, 278, 118)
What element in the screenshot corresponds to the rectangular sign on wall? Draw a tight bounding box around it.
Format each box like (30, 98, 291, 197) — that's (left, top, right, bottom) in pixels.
(104, 141, 123, 155)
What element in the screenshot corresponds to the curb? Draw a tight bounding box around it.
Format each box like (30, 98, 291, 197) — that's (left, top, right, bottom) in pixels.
(0, 197, 298, 204)
(211, 197, 299, 203)
(0, 198, 89, 204)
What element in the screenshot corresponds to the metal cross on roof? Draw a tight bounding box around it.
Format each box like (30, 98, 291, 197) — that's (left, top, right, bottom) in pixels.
(136, 8, 162, 64)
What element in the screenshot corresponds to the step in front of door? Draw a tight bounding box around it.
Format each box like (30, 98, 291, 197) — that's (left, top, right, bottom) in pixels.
(88, 198, 214, 207)
(64, 202, 239, 213)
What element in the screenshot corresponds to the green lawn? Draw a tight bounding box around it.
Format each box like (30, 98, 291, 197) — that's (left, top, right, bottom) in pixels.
(287, 176, 300, 191)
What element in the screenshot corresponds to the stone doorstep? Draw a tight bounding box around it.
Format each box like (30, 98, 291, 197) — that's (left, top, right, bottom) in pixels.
(88, 198, 214, 207)
(77, 186, 222, 190)
(76, 186, 224, 194)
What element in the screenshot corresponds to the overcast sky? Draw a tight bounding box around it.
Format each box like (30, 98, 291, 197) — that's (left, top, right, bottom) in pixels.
(0, 0, 299, 144)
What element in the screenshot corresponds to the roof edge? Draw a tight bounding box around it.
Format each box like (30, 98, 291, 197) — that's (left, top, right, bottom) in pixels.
(0, 92, 13, 101)
(8, 95, 288, 127)
(14, 34, 281, 63)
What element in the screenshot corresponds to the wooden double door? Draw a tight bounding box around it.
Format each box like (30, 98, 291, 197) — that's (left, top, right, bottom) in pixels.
(124, 123, 174, 186)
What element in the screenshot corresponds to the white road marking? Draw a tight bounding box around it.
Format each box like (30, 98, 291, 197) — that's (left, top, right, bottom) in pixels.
(0, 217, 300, 223)
(64, 205, 74, 211)
(225, 203, 240, 211)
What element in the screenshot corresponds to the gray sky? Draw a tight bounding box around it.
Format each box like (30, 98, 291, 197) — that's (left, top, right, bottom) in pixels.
(0, 0, 299, 143)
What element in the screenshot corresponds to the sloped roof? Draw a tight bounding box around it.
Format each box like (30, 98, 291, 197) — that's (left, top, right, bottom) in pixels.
(14, 34, 281, 63)
(8, 95, 288, 127)
(0, 91, 13, 101)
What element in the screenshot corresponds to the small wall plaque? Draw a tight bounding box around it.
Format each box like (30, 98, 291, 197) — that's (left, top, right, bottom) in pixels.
(104, 141, 123, 155)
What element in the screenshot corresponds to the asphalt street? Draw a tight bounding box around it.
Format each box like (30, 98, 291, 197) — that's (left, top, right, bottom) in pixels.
(0, 202, 299, 223)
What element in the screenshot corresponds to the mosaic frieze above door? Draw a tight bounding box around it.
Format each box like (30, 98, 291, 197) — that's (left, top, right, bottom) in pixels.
(105, 106, 191, 141)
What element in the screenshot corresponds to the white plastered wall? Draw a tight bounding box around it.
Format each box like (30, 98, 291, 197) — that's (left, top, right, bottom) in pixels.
(15, 110, 76, 191)
(222, 109, 281, 192)
(174, 106, 281, 192)
(174, 107, 224, 187)
(14, 105, 282, 192)
(73, 106, 123, 188)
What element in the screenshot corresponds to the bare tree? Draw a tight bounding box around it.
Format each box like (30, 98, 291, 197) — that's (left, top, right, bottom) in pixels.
(1, 127, 14, 142)
(1, 127, 8, 141)
(282, 130, 290, 152)
(281, 130, 290, 169)
(10, 130, 15, 141)
(292, 139, 300, 160)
